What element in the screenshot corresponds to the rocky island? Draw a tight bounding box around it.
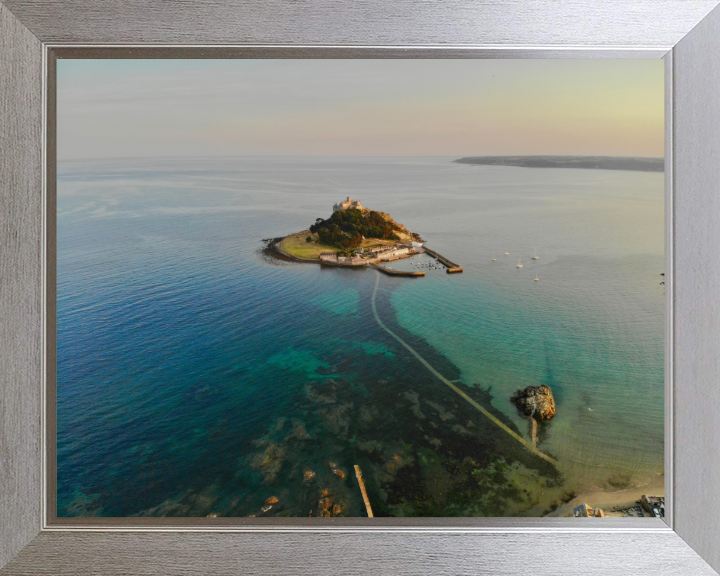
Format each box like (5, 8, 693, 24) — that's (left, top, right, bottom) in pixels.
(511, 385, 556, 447)
(511, 385, 556, 420)
(265, 197, 462, 276)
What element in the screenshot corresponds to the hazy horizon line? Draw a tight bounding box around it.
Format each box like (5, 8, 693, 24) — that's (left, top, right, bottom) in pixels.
(58, 153, 666, 162)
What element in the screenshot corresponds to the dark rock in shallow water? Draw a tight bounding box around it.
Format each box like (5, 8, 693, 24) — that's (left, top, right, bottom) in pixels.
(510, 385, 556, 420)
(316, 488, 345, 517)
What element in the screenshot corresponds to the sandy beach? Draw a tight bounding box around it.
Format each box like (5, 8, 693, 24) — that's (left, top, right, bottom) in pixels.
(547, 476, 665, 517)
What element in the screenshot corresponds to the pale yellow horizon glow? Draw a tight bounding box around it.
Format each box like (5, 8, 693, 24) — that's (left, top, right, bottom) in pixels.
(57, 59, 664, 160)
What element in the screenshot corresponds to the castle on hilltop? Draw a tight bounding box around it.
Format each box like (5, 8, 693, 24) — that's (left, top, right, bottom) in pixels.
(333, 196, 364, 213)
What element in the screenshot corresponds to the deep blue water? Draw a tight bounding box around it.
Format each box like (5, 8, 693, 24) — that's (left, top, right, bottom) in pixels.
(57, 156, 664, 517)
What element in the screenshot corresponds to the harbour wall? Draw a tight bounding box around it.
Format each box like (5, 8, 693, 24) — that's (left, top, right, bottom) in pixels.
(422, 247, 464, 274)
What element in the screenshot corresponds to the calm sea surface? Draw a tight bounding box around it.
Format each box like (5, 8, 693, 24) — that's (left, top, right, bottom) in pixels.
(57, 156, 664, 517)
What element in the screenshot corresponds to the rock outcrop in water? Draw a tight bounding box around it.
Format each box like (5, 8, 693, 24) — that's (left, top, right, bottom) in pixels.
(511, 385, 556, 420)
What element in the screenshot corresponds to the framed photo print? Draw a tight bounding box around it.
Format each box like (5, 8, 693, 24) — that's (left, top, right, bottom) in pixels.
(1, 1, 720, 575)
(53, 57, 668, 522)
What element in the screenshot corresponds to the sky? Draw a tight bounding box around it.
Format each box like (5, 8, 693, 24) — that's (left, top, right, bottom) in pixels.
(57, 59, 664, 160)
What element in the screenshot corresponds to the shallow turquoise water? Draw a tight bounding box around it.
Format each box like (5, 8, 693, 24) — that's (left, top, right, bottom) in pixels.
(57, 156, 663, 517)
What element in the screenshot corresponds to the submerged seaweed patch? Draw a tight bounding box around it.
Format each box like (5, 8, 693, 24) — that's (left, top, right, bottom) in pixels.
(230, 317, 561, 517)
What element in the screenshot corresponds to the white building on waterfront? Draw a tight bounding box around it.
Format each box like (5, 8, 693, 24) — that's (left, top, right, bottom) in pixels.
(379, 246, 412, 260)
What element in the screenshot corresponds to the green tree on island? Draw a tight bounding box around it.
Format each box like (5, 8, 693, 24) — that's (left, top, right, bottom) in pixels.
(309, 209, 400, 250)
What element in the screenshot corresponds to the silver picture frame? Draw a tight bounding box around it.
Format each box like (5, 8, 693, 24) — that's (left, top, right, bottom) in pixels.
(2, 1, 720, 574)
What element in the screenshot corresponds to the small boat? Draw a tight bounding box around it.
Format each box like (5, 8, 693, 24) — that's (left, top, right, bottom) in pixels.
(492, 257, 497, 261)
(534, 277, 540, 281)
(517, 257, 523, 269)
(532, 248, 539, 260)
(505, 250, 509, 255)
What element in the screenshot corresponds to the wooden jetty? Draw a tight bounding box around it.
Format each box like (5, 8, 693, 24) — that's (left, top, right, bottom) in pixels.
(354, 465, 374, 517)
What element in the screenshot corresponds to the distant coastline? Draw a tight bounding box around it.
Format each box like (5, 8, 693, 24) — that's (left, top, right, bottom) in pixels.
(454, 155, 664, 172)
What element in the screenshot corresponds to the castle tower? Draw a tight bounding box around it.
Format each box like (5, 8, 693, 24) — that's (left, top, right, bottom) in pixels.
(333, 196, 363, 212)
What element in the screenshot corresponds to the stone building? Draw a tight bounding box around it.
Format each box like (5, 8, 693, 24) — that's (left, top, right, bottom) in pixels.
(379, 246, 413, 260)
(333, 196, 364, 212)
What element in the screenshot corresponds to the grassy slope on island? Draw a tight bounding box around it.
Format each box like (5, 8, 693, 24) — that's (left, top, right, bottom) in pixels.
(454, 155, 664, 172)
(281, 234, 400, 260)
(280, 235, 338, 260)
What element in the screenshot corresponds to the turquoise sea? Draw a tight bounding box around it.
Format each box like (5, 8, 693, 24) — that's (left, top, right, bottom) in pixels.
(57, 156, 664, 517)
